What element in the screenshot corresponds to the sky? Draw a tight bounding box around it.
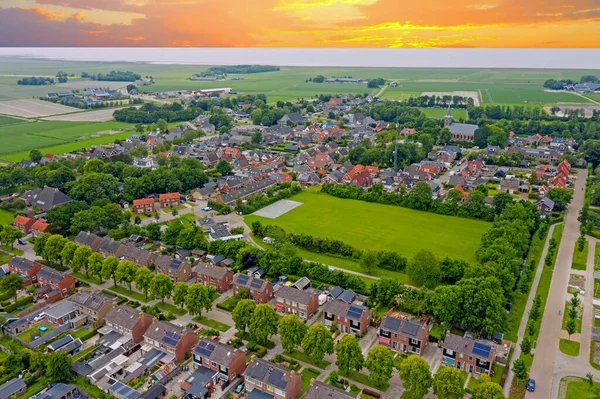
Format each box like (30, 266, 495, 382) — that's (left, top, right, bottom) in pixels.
(0, 0, 599, 47)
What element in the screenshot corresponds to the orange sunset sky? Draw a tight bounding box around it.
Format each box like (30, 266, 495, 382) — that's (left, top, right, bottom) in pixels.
(0, 0, 598, 47)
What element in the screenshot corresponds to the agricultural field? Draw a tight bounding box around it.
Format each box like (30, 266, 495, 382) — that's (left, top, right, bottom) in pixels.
(0, 99, 80, 118)
(245, 190, 490, 263)
(0, 115, 26, 126)
(42, 108, 129, 122)
(0, 120, 134, 162)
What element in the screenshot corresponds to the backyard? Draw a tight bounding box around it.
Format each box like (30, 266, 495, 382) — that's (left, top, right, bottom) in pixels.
(17, 322, 54, 343)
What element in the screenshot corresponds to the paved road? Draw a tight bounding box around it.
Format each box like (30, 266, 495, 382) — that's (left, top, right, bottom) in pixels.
(528, 168, 587, 398)
(503, 223, 558, 396)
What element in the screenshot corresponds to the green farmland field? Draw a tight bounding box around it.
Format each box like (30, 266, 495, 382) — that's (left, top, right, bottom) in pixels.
(0, 115, 26, 126)
(245, 190, 490, 263)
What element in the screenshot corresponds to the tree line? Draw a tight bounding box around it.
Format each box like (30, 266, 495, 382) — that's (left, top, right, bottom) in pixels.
(207, 65, 280, 74)
(17, 77, 56, 85)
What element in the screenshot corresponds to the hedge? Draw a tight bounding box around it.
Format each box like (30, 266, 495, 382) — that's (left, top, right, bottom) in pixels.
(3, 296, 33, 313)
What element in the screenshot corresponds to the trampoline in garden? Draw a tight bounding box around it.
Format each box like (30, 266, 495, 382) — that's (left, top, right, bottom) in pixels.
(38, 326, 49, 332)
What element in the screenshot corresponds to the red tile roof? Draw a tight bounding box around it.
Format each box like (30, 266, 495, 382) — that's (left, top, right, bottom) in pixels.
(31, 219, 49, 232)
(160, 192, 180, 200)
(134, 198, 155, 206)
(13, 215, 33, 226)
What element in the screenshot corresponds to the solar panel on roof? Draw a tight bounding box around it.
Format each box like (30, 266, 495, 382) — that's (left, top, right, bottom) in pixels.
(250, 279, 263, 289)
(402, 321, 420, 337)
(347, 305, 363, 318)
(472, 342, 491, 358)
(170, 259, 182, 269)
(162, 336, 178, 346)
(237, 275, 249, 285)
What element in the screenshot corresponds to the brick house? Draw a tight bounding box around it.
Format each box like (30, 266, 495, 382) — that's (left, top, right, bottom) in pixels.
(143, 320, 198, 363)
(193, 339, 247, 383)
(378, 314, 429, 355)
(73, 231, 103, 252)
(195, 263, 233, 293)
(44, 300, 78, 327)
(123, 246, 157, 268)
(31, 218, 50, 237)
(323, 300, 370, 335)
(180, 366, 217, 399)
(0, 378, 27, 399)
(98, 236, 127, 258)
(12, 215, 34, 235)
(159, 192, 180, 209)
(305, 381, 355, 399)
(232, 273, 273, 304)
(154, 255, 192, 282)
(37, 267, 75, 297)
(537, 197, 555, 216)
(71, 290, 117, 326)
(245, 358, 302, 399)
(133, 198, 155, 214)
(7, 257, 41, 286)
(104, 305, 154, 344)
(441, 333, 495, 375)
(274, 286, 319, 321)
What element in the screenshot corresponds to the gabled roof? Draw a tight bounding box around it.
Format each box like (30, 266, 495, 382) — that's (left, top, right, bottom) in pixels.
(8, 257, 35, 272)
(194, 339, 241, 367)
(245, 358, 294, 390)
(195, 263, 229, 280)
(233, 272, 271, 293)
(381, 315, 427, 341)
(37, 267, 67, 284)
(20, 186, 72, 211)
(0, 378, 26, 399)
(305, 380, 355, 399)
(105, 305, 148, 330)
(275, 285, 314, 305)
(71, 291, 113, 312)
(442, 333, 494, 361)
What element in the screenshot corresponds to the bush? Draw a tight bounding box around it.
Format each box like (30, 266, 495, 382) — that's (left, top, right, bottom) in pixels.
(256, 345, 267, 358)
(4, 296, 33, 312)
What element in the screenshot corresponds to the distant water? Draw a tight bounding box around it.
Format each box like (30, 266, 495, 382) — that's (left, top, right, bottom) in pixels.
(0, 48, 599, 69)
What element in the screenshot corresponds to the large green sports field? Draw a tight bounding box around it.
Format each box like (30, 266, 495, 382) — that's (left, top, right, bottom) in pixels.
(245, 190, 490, 263)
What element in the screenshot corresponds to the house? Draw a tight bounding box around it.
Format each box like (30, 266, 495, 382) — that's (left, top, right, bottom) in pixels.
(401, 127, 417, 136)
(19, 186, 72, 211)
(274, 286, 319, 321)
(133, 198, 155, 214)
(193, 339, 247, 383)
(323, 300, 370, 335)
(35, 383, 81, 399)
(98, 236, 127, 258)
(31, 218, 50, 237)
(143, 320, 198, 362)
(123, 246, 157, 268)
(5, 318, 29, 336)
(195, 263, 234, 293)
(537, 198, 555, 216)
(105, 305, 154, 344)
(44, 300, 78, 327)
(12, 215, 34, 235)
(37, 267, 75, 296)
(73, 231, 103, 251)
(181, 366, 216, 399)
(245, 358, 302, 399)
(232, 273, 273, 304)
(154, 255, 192, 282)
(379, 313, 429, 355)
(7, 257, 41, 286)
(278, 112, 307, 127)
(34, 285, 62, 304)
(304, 380, 355, 399)
(159, 192, 180, 208)
(71, 290, 117, 326)
(442, 333, 495, 374)
(499, 179, 520, 194)
(0, 378, 26, 399)
(444, 107, 478, 143)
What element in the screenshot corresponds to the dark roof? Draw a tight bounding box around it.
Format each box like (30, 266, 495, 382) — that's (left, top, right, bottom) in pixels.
(144, 320, 190, 345)
(329, 286, 343, 299)
(48, 334, 74, 351)
(305, 380, 355, 399)
(195, 263, 229, 280)
(98, 236, 125, 255)
(381, 316, 427, 341)
(0, 378, 26, 399)
(194, 339, 241, 367)
(219, 178, 276, 205)
(442, 334, 494, 361)
(323, 300, 367, 320)
(74, 231, 102, 250)
(139, 384, 166, 399)
(37, 267, 66, 284)
(20, 186, 72, 211)
(105, 305, 147, 330)
(212, 255, 225, 264)
(8, 257, 34, 272)
(338, 289, 356, 303)
(275, 285, 314, 305)
(72, 291, 113, 311)
(245, 359, 294, 390)
(124, 246, 156, 264)
(448, 123, 478, 136)
(233, 273, 271, 293)
(185, 366, 215, 397)
(246, 390, 275, 399)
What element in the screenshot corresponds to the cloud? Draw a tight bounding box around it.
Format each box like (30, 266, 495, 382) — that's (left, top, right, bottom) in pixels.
(21, 6, 66, 19)
(126, 35, 145, 41)
(34, 0, 145, 12)
(80, 28, 108, 35)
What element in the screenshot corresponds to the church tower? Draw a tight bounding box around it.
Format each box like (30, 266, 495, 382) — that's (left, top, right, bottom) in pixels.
(444, 104, 452, 128)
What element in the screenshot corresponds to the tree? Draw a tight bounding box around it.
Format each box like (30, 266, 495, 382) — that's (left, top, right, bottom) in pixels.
(471, 381, 504, 399)
(115, 260, 137, 291)
(68, 172, 120, 204)
(60, 241, 78, 266)
(335, 335, 364, 374)
(566, 318, 577, 338)
(248, 304, 279, 345)
(0, 274, 23, 301)
(232, 299, 256, 333)
(216, 159, 233, 176)
(407, 249, 441, 288)
(135, 267, 154, 300)
(87, 252, 104, 283)
(29, 149, 42, 162)
(365, 345, 394, 388)
(546, 187, 573, 211)
(33, 232, 51, 259)
(83, 158, 105, 174)
(279, 314, 308, 353)
(520, 337, 531, 354)
(399, 354, 433, 398)
(72, 245, 92, 276)
(302, 323, 334, 363)
(150, 273, 174, 302)
(512, 358, 528, 380)
(102, 256, 119, 285)
(173, 282, 189, 309)
(360, 251, 379, 274)
(176, 225, 203, 249)
(43, 234, 68, 265)
(185, 283, 214, 317)
(0, 226, 23, 249)
(157, 119, 168, 132)
(432, 367, 465, 399)
(45, 351, 72, 383)
(431, 285, 462, 329)
(405, 182, 432, 210)
(252, 130, 263, 145)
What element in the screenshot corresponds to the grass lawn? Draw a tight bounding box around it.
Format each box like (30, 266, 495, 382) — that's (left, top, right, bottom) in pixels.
(595, 242, 600, 271)
(561, 302, 582, 333)
(301, 367, 321, 393)
(156, 301, 188, 316)
(571, 240, 588, 270)
(338, 369, 390, 391)
(0, 209, 14, 224)
(564, 377, 600, 399)
(193, 315, 231, 332)
(72, 344, 99, 361)
(72, 328, 94, 340)
(17, 322, 54, 342)
(23, 379, 47, 398)
(0, 253, 12, 265)
(429, 324, 444, 341)
(286, 348, 332, 369)
(108, 285, 149, 303)
(590, 340, 600, 370)
(559, 339, 580, 356)
(245, 190, 490, 265)
(491, 363, 505, 385)
(466, 375, 482, 393)
(505, 227, 548, 342)
(72, 272, 103, 285)
(217, 296, 240, 312)
(418, 107, 467, 119)
(0, 245, 23, 256)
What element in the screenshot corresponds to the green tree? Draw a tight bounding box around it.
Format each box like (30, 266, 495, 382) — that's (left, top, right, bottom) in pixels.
(72, 245, 92, 276)
(44, 234, 68, 265)
(252, 130, 263, 145)
(546, 187, 573, 211)
(248, 304, 279, 345)
(512, 358, 528, 380)
(407, 249, 441, 288)
(216, 159, 233, 176)
(173, 282, 189, 309)
(431, 285, 462, 328)
(0, 274, 23, 301)
(521, 337, 531, 354)
(83, 158, 105, 174)
(87, 252, 104, 283)
(46, 351, 72, 383)
(432, 367, 466, 399)
(115, 260, 137, 291)
(60, 241, 79, 266)
(399, 354, 433, 398)
(33, 232, 51, 259)
(471, 381, 504, 399)
(566, 318, 577, 338)
(185, 283, 215, 317)
(29, 149, 42, 162)
(360, 251, 379, 274)
(232, 299, 256, 333)
(405, 182, 432, 210)
(176, 225, 203, 249)
(135, 267, 154, 300)
(150, 273, 174, 302)
(365, 345, 395, 388)
(335, 335, 364, 374)
(279, 314, 308, 353)
(0, 225, 23, 249)
(302, 323, 334, 363)
(102, 256, 119, 285)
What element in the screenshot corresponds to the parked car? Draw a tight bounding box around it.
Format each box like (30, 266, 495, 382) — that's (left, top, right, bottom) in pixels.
(234, 383, 244, 394)
(202, 206, 212, 211)
(526, 378, 535, 392)
(18, 239, 27, 245)
(33, 313, 45, 322)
